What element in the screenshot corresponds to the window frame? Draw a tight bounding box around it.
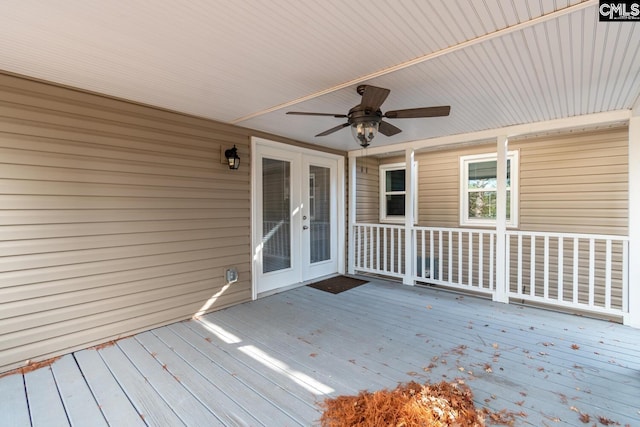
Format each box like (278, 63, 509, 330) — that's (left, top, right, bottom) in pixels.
(379, 161, 418, 224)
(459, 151, 519, 228)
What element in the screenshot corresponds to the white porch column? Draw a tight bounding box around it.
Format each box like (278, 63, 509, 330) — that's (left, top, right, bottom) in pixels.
(403, 148, 415, 285)
(626, 115, 640, 327)
(494, 135, 509, 303)
(347, 155, 357, 275)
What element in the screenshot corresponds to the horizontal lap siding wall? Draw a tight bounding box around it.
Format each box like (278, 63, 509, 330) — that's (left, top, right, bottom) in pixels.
(0, 74, 257, 373)
(379, 126, 628, 234)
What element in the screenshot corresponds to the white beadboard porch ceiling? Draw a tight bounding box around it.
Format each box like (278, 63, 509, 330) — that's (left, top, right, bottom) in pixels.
(1, 0, 639, 152)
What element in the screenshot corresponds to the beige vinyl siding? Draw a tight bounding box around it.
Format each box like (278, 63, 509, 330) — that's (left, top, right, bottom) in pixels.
(355, 156, 379, 223)
(0, 73, 340, 374)
(517, 127, 628, 235)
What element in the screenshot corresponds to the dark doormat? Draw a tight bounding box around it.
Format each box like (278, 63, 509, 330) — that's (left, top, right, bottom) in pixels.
(307, 275, 368, 294)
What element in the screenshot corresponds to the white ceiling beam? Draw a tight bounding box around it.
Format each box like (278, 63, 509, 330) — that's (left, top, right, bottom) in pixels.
(349, 109, 631, 157)
(231, 0, 597, 125)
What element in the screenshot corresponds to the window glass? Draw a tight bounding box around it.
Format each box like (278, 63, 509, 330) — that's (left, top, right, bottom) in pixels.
(386, 169, 405, 192)
(461, 153, 517, 226)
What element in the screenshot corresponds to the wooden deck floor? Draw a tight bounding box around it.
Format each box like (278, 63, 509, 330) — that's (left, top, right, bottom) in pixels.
(1, 278, 639, 426)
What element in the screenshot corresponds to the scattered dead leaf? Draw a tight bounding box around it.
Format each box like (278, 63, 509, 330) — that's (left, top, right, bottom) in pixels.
(0, 356, 62, 379)
(597, 415, 619, 425)
(320, 381, 488, 427)
(579, 412, 590, 423)
(309, 353, 318, 358)
(571, 344, 580, 350)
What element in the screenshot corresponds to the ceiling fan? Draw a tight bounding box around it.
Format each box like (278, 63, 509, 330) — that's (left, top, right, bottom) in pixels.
(287, 84, 450, 148)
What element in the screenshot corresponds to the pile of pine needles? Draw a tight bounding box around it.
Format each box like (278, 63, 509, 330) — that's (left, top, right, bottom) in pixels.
(320, 381, 492, 427)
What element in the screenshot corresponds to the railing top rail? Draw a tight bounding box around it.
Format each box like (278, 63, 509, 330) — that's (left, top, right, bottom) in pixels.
(353, 222, 628, 242)
(505, 229, 629, 241)
(413, 226, 497, 234)
(354, 222, 405, 230)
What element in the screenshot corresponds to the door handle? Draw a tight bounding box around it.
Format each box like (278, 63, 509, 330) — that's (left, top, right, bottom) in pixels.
(303, 225, 309, 230)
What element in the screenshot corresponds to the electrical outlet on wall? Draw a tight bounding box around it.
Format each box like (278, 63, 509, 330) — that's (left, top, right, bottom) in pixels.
(225, 268, 238, 284)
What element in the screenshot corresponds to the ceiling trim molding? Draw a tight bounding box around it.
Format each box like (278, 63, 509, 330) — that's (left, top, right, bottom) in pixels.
(231, 0, 597, 125)
(349, 109, 631, 157)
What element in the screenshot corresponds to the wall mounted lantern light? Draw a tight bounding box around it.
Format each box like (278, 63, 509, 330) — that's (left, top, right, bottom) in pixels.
(224, 145, 240, 170)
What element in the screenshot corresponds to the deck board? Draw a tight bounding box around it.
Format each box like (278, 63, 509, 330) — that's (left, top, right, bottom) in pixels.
(1, 278, 639, 426)
(165, 321, 315, 426)
(50, 354, 108, 427)
(24, 366, 69, 427)
(73, 349, 146, 427)
(96, 342, 185, 427)
(0, 371, 30, 427)
(116, 337, 223, 426)
(138, 327, 265, 426)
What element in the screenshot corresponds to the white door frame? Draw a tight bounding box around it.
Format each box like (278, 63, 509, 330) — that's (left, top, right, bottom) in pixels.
(251, 137, 345, 299)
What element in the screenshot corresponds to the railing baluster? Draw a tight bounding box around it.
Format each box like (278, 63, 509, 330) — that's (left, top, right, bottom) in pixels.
(376, 226, 380, 271)
(589, 238, 595, 307)
(421, 229, 426, 279)
(353, 225, 363, 268)
(517, 234, 523, 295)
(390, 228, 395, 273)
(490, 232, 495, 290)
(448, 231, 452, 282)
(429, 230, 434, 280)
(438, 230, 443, 282)
(468, 232, 473, 287)
(573, 237, 579, 305)
(383, 226, 388, 272)
(479, 233, 484, 289)
(369, 226, 377, 269)
(530, 235, 536, 297)
(558, 237, 564, 302)
(398, 228, 403, 274)
(623, 241, 629, 312)
(605, 239, 612, 310)
(458, 232, 463, 285)
(544, 235, 549, 300)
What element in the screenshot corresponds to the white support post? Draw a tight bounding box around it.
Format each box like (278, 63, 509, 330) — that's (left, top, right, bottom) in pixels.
(626, 115, 640, 327)
(403, 148, 415, 285)
(494, 135, 509, 303)
(347, 155, 357, 275)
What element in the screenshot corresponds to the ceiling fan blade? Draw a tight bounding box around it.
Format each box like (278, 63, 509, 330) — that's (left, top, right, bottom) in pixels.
(378, 120, 402, 137)
(360, 85, 391, 111)
(316, 122, 350, 137)
(385, 105, 451, 119)
(287, 111, 347, 118)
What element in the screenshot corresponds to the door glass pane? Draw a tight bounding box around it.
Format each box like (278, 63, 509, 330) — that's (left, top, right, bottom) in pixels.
(309, 165, 330, 263)
(262, 158, 291, 273)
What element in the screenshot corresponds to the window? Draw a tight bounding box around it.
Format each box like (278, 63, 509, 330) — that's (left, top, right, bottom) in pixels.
(379, 162, 418, 223)
(460, 151, 519, 227)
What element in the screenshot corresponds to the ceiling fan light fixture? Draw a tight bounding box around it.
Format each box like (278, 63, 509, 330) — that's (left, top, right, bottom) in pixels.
(351, 120, 378, 148)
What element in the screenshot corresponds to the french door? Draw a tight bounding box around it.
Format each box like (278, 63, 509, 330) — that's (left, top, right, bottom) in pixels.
(253, 139, 342, 296)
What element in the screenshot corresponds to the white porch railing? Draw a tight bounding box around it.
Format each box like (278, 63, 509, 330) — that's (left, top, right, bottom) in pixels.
(506, 230, 629, 317)
(353, 223, 406, 279)
(352, 223, 629, 318)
